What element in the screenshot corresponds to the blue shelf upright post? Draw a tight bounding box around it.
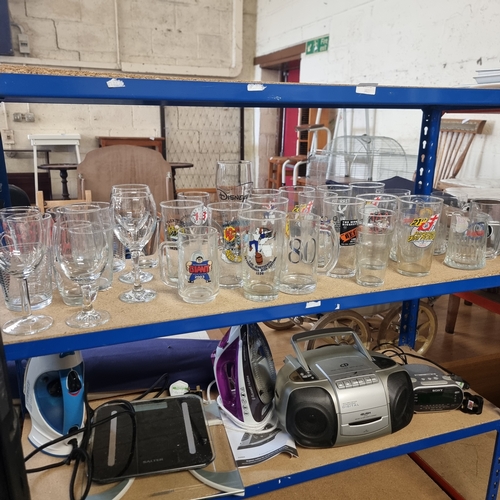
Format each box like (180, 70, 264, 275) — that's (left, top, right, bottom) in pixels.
(414, 107, 442, 196)
(399, 108, 442, 347)
(0, 134, 11, 208)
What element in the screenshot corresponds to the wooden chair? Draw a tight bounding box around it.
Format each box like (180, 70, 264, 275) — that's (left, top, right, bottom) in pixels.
(434, 118, 486, 189)
(76, 145, 174, 204)
(446, 290, 500, 334)
(437, 119, 488, 331)
(36, 189, 92, 214)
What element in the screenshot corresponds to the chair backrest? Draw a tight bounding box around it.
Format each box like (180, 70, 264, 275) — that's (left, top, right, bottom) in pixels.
(76, 145, 173, 205)
(36, 190, 92, 214)
(434, 119, 486, 189)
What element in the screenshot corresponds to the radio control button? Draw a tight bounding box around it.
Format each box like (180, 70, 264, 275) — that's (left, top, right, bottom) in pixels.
(357, 378, 366, 385)
(364, 376, 373, 384)
(344, 380, 352, 388)
(351, 379, 359, 386)
(336, 381, 345, 389)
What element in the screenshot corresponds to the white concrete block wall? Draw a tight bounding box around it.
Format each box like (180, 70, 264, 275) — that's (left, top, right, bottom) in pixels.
(255, 0, 500, 181)
(2, 0, 257, 197)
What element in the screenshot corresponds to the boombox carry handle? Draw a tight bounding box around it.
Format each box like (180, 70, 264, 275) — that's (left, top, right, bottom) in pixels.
(290, 328, 373, 372)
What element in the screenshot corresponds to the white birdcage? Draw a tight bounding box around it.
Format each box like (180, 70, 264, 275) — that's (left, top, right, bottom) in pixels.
(320, 135, 411, 182)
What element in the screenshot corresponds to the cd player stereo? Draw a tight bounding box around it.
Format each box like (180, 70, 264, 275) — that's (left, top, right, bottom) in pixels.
(274, 328, 414, 448)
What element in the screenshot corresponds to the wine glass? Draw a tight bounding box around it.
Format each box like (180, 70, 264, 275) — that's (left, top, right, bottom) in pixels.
(111, 188, 157, 303)
(54, 205, 111, 328)
(0, 207, 53, 335)
(111, 184, 156, 285)
(215, 160, 253, 202)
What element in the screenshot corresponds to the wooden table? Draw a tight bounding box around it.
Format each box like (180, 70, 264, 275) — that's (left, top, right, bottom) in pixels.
(38, 163, 77, 200)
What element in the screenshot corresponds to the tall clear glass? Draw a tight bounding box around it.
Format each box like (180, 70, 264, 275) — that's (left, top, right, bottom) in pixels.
(0, 207, 53, 335)
(215, 160, 253, 202)
(55, 205, 110, 328)
(112, 188, 158, 303)
(112, 184, 156, 284)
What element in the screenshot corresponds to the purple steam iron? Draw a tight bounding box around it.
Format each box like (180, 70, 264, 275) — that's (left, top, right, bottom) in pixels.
(213, 323, 276, 431)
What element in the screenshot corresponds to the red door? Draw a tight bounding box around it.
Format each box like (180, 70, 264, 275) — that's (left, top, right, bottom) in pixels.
(282, 64, 300, 156)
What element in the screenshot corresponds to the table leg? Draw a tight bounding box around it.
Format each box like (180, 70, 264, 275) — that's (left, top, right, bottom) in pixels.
(59, 169, 70, 200)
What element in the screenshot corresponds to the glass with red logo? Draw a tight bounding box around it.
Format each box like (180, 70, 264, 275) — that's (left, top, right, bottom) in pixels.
(159, 200, 204, 288)
(323, 196, 365, 278)
(395, 195, 443, 277)
(171, 226, 220, 304)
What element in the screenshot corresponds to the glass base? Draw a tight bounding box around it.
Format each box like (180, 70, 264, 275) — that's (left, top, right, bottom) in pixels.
(119, 288, 157, 303)
(243, 283, 279, 302)
(2, 314, 53, 336)
(65, 309, 110, 329)
(279, 275, 316, 295)
(119, 270, 153, 284)
(113, 258, 125, 273)
(327, 270, 356, 278)
(356, 276, 384, 287)
(220, 276, 243, 288)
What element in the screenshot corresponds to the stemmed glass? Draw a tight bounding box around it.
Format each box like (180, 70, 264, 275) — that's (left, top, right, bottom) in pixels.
(54, 205, 110, 328)
(112, 184, 156, 284)
(0, 207, 53, 335)
(111, 187, 157, 303)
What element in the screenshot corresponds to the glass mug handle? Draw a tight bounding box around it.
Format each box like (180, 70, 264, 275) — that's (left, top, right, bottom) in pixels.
(318, 224, 340, 273)
(159, 241, 178, 286)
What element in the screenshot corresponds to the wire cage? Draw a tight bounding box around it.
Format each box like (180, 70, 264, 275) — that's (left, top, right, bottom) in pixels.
(309, 135, 411, 182)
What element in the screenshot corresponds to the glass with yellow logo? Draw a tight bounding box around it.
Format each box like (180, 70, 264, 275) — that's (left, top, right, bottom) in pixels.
(207, 201, 250, 288)
(395, 195, 443, 277)
(159, 200, 204, 287)
(239, 209, 286, 302)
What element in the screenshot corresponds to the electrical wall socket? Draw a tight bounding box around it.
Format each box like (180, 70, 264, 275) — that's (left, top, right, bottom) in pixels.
(18, 34, 30, 54)
(1, 129, 15, 144)
(12, 112, 35, 122)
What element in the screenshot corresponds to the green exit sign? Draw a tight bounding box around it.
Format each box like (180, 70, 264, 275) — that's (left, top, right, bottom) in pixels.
(305, 36, 329, 55)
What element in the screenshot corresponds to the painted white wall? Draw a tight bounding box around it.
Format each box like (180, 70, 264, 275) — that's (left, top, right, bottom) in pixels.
(1, 0, 256, 197)
(255, 0, 500, 181)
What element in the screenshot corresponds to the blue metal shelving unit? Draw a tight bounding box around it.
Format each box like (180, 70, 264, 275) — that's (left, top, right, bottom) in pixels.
(2, 69, 500, 499)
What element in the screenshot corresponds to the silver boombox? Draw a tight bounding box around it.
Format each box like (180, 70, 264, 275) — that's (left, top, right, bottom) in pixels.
(274, 328, 414, 448)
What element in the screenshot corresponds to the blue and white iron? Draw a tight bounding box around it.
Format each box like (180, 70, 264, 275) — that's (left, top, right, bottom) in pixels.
(213, 323, 276, 431)
(23, 351, 85, 456)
